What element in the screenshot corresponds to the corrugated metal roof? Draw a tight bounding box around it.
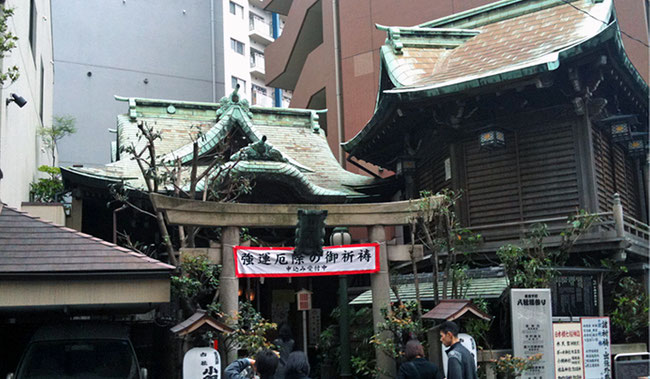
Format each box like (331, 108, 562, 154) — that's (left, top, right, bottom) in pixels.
(350, 275, 508, 305)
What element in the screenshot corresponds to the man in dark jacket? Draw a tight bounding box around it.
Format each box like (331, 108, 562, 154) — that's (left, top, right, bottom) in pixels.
(439, 321, 478, 379)
(225, 349, 279, 379)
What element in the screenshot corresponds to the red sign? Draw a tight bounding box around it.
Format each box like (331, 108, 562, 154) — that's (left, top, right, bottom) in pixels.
(297, 290, 312, 311)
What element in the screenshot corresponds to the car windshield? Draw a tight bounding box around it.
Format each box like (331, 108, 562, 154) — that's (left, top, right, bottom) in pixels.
(16, 340, 138, 379)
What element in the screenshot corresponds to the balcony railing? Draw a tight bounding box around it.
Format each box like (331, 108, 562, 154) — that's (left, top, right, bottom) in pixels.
(251, 90, 273, 107)
(249, 18, 273, 44)
(465, 193, 648, 257)
(250, 56, 265, 75)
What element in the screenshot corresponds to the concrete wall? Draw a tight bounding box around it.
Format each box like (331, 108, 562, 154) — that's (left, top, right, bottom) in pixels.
(52, 0, 218, 167)
(0, 278, 170, 307)
(0, 0, 53, 209)
(52, 0, 286, 168)
(21, 202, 65, 225)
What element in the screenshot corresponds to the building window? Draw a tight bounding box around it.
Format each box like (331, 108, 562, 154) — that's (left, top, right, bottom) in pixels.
(230, 38, 245, 55)
(29, 0, 37, 58)
(229, 1, 243, 18)
(252, 84, 266, 95)
(231, 76, 246, 93)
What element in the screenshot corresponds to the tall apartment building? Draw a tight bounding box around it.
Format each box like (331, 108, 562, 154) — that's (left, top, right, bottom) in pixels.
(0, 0, 54, 209)
(263, 0, 649, 174)
(51, 0, 289, 167)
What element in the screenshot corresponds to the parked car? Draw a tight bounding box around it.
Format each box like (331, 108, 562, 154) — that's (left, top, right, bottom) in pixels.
(7, 323, 148, 379)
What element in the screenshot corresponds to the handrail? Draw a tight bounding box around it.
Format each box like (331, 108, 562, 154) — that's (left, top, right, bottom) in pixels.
(623, 215, 649, 230)
(469, 212, 613, 232)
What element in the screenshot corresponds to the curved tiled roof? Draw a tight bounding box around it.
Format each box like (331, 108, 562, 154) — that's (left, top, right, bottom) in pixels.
(64, 94, 374, 202)
(343, 0, 648, 159)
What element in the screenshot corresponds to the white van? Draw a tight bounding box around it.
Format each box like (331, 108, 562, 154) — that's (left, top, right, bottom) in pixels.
(7, 323, 148, 379)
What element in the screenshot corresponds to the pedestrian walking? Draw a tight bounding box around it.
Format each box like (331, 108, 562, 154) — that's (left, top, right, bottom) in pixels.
(273, 324, 296, 379)
(439, 321, 478, 379)
(397, 339, 443, 379)
(225, 349, 279, 379)
(284, 351, 311, 379)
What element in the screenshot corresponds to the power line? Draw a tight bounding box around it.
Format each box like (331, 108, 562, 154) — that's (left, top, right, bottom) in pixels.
(558, 0, 649, 48)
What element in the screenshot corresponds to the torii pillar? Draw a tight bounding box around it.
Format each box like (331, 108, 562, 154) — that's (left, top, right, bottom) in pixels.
(221, 226, 240, 364)
(369, 225, 396, 378)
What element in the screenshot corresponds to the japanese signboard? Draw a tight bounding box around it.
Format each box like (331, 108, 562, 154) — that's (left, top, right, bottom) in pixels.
(296, 289, 312, 311)
(511, 288, 554, 379)
(308, 308, 321, 346)
(581, 317, 612, 379)
(553, 323, 584, 379)
(183, 347, 221, 379)
(234, 243, 379, 277)
(552, 275, 598, 316)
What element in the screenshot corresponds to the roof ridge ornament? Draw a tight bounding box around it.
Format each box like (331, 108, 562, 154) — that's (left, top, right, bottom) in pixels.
(386, 27, 403, 55)
(231, 135, 287, 162)
(216, 84, 253, 119)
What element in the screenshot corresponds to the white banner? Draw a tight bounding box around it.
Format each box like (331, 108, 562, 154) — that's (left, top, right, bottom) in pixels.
(581, 317, 612, 379)
(234, 244, 379, 277)
(553, 323, 584, 379)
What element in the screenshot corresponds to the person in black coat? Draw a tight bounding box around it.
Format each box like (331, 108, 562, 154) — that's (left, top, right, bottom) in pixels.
(224, 349, 279, 379)
(284, 351, 311, 379)
(397, 339, 443, 379)
(439, 321, 478, 379)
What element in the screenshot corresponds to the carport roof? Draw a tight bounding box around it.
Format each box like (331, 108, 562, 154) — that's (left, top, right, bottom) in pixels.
(0, 204, 174, 275)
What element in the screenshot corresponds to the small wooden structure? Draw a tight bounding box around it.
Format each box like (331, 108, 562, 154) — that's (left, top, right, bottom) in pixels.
(422, 299, 491, 322)
(170, 309, 234, 337)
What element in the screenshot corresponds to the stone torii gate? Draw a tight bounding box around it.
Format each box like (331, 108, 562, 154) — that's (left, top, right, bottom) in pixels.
(151, 193, 438, 378)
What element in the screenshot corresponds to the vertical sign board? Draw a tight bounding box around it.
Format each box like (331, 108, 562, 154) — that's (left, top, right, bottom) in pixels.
(308, 308, 321, 346)
(553, 323, 584, 379)
(581, 317, 612, 379)
(511, 289, 554, 379)
(183, 347, 221, 379)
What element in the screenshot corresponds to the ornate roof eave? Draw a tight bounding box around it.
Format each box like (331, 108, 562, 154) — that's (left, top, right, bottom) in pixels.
(195, 161, 351, 203)
(344, 22, 649, 167)
(385, 23, 646, 99)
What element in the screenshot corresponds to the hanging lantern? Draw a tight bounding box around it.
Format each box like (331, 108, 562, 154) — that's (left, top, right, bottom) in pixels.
(396, 156, 416, 176)
(627, 140, 646, 157)
(479, 129, 505, 150)
(330, 227, 352, 246)
(598, 114, 638, 143)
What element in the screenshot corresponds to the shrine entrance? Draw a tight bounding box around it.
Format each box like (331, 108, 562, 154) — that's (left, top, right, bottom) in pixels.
(151, 193, 439, 378)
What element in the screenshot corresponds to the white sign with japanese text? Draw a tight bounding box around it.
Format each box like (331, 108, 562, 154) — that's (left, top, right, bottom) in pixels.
(511, 288, 555, 379)
(581, 317, 612, 379)
(234, 243, 379, 277)
(183, 347, 221, 379)
(553, 323, 584, 379)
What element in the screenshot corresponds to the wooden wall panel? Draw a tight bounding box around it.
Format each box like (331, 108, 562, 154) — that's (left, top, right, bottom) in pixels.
(463, 131, 521, 225)
(416, 143, 449, 194)
(592, 128, 615, 212)
(518, 124, 580, 219)
(592, 126, 641, 218)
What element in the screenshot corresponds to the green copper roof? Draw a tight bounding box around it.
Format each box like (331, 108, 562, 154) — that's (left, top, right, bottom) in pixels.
(343, 0, 648, 162)
(65, 92, 374, 202)
(350, 275, 508, 305)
